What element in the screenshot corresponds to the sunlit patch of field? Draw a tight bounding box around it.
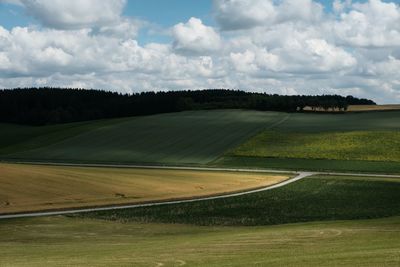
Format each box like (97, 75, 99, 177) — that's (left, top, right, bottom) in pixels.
(0, 216, 399, 267)
(0, 163, 289, 214)
(230, 130, 400, 162)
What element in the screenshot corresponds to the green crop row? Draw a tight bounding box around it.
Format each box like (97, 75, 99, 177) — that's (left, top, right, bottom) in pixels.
(80, 175, 400, 226)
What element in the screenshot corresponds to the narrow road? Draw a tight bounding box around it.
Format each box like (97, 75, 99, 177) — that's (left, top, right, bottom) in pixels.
(0, 171, 312, 220)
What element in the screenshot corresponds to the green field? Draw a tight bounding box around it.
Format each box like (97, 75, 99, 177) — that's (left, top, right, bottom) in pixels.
(231, 131, 400, 162)
(1, 110, 400, 173)
(270, 111, 400, 132)
(82, 175, 400, 226)
(217, 110, 400, 173)
(0, 110, 286, 165)
(2, 110, 400, 266)
(0, 216, 398, 267)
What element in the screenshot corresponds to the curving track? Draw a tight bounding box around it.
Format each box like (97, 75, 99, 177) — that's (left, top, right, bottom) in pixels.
(0, 169, 311, 220)
(1, 161, 399, 220)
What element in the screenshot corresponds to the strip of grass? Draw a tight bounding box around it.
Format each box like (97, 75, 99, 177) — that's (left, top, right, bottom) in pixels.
(81, 175, 400, 226)
(230, 131, 400, 162)
(1, 216, 399, 267)
(0, 163, 288, 214)
(214, 156, 400, 174)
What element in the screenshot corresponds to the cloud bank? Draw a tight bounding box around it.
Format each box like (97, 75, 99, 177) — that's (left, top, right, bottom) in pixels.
(0, 0, 399, 103)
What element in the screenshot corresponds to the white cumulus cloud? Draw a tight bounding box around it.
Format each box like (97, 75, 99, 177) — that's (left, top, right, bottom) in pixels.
(333, 0, 400, 47)
(0, 0, 399, 103)
(19, 0, 126, 29)
(213, 0, 323, 31)
(172, 17, 221, 55)
(213, 0, 276, 30)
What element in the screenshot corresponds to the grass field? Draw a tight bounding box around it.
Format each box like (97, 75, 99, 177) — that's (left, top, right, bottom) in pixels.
(0, 110, 286, 165)
(1, 109, 400, 173)
(218, 110, 400, 173)
(0, 216, 398, 267)
(0, 119, 120, 156)
(0, 163, 288, 214)
(82, 175, 400, 226)
(274, 111, 400, 133)
(230, 130, 400, 162)
(2, 110, 400, 267)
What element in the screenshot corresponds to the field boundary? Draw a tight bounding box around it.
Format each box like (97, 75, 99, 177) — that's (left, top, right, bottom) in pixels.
(0, 160, 298, 174)
(4, 160, 400, 178)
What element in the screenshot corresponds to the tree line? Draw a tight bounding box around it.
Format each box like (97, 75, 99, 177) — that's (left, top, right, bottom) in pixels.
(0, 88, 376, 125)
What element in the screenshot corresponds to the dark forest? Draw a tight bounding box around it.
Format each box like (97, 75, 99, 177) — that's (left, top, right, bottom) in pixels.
(0, 88, 376, 125)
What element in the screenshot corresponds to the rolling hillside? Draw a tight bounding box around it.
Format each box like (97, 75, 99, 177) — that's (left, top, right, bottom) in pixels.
(1, 110, 400, 267)
(1, 110, 400, 172)
(0, 110, 287, 165)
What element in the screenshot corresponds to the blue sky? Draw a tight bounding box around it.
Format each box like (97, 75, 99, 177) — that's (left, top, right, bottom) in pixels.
(1, 1, 376, 25)
(0, 0, 313, 48)
(125, 0, 214, 44)
(124, 0, 214, 26)
(0, 3, 29, 29)
(0, 1, 213, 30)
(0, 0, 370, 43)
(0, 1, 214, 44)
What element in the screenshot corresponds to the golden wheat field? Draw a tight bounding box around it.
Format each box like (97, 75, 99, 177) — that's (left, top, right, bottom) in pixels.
(0, 163, 289, 214)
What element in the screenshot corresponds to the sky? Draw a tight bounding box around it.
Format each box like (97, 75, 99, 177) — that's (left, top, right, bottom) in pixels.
(0, 0, 399, 103)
